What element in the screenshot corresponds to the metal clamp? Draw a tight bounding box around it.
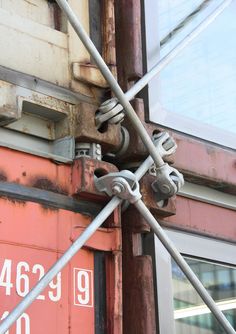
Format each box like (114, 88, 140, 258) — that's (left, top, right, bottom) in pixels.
(95, 170, 142, 203)
(95, 98, 125, 129)
(151, 163, 184, 200)
(152, 131, 177, 157)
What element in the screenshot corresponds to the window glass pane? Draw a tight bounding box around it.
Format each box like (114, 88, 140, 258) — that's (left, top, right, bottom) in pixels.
(172, 257, 236, 333)
(148, 0, 236, 148)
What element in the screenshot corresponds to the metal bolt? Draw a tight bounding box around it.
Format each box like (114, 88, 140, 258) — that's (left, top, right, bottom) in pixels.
(112, 183, 124, 195)
(160, 184, 171, 194)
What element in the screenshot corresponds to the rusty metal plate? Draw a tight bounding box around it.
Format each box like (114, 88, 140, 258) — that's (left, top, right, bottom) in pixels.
(0, 197, 121, 333)
(74, 102, 121, 153)
(0, 199, 96, 333)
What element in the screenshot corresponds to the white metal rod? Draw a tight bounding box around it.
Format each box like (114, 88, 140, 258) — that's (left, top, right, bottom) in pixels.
(125, 0, 232, 101)
(55, 0, 164, 168)
(134, 199, 236, 334)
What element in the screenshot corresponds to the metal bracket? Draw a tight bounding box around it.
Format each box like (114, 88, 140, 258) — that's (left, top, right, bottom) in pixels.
(75, 142, 102, 160)
(95, 170, 142, 203)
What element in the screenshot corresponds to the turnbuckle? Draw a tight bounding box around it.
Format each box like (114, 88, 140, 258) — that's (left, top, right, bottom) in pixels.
(151, 163, 184, 200)
(151, 132, 184, 199)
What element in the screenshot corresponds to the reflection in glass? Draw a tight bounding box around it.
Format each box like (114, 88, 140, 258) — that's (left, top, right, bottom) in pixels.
(172, 258, 236, 333)
(150, 0, 236, 148)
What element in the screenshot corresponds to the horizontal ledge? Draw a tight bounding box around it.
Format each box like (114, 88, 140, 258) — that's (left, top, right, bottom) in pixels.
(0, 66, 93, 104)
(178, 181, 236, 211)
(0, 8, 67, 48)
(0, 182, 102, 217)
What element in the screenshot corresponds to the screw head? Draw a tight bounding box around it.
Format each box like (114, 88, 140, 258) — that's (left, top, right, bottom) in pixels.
(112, 183, 124, 195)
(160, 184, 171, 194)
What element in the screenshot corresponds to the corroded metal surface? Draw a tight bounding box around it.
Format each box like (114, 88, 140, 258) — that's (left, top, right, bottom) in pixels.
(140, 174, 176, 218)
(74, 102, 122, 152)
(164, 195, 236, 242)
(115, 0, 142, 91)
(72, 156, 118, 202)
(122, 207, 156, 334)
(0, 146, 122, 333)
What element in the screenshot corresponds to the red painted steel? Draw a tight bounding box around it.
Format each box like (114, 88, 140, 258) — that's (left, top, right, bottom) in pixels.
(0, 147, 122, 334)
(0, 200, 95, 333)
(0, 147, 71, 193)
(163, 195, 236, 242)
(173, 133, 236, 192)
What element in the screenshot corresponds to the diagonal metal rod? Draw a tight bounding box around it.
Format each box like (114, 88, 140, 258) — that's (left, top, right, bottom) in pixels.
(134, 199, 236, 334)
(125, 0, 232, 101)
(55, 0, 163, 168)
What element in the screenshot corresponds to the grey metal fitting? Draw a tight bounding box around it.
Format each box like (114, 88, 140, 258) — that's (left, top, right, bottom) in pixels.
(95, 98, 125, 129)
(75, 142, 102, 160)
(95, 170, 142, 203)
(149, 131, 177, 176)
(105, 126, 130, 159)
(152, 131, 177, 158)
(151, 163, 184, 200)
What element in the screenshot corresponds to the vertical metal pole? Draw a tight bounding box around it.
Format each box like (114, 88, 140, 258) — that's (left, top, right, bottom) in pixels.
(134, 199, 236, 334)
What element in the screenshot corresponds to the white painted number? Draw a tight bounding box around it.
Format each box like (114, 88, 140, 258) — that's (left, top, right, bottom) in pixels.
(1, 311, 30, 334)
(16, 313, 30, 334)
(16, 262, 30, 297)
(48, 272, 61, 302)
(74, 269, 93, 307)
(0, 260, 13, 296)
(32, 264, 45, 300)
(77, 271, 90, 305)
(0, 260, 62, 303)
(1, 311, 9, 334)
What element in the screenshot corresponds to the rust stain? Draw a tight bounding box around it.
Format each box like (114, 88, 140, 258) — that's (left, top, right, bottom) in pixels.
(40, 204, 59, 212)
(0, 195, 26, 206)
(23, 0, 37, 7)
(31, 177, 68, 195)
(0, 171, 7, 182)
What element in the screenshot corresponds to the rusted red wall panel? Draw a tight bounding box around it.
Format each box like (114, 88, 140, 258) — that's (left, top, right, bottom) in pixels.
(0, 147, 71, 194)
(173, 134, 236, 193)
(0, 199, 95, 333)
(163, 196, 236, 242)
(0, 146, 122, 333)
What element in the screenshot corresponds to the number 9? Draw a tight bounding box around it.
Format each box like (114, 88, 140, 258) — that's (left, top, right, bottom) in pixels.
(76, 270, 90, 305)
